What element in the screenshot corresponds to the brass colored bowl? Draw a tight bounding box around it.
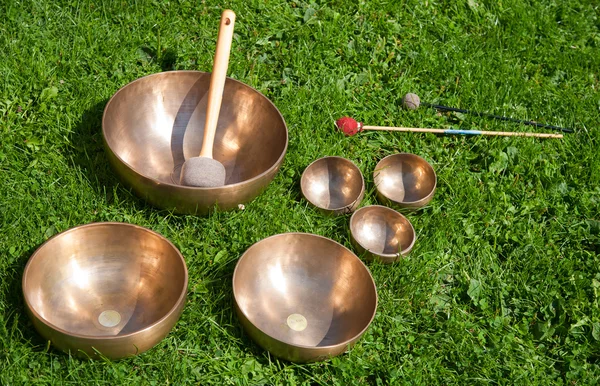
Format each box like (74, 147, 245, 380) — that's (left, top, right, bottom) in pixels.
(350, 205, 416, 263)
(22, 223, 188, 359)
(374, 153, 436, 209)
(103, 71, 288, 215)
(300, 156, 364, 215)
(233, 233, 377, 362)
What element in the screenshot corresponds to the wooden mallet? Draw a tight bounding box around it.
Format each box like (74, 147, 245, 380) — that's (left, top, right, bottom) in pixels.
(179, 10, 236, 187)
(335, 117, 563, 139)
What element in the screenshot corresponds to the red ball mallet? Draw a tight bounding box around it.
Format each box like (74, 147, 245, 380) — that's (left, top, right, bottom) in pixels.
(335, 117, 563, 138)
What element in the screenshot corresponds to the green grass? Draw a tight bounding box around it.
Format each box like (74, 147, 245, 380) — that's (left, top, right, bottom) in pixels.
(1, 0, 599, 384)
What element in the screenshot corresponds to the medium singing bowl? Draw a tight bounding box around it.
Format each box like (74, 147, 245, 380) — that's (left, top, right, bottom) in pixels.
(350, 205, 416, 263)
(233, 233, 377, 362)
(300, 156, 365, 215)
(22, 222, 188, 359)
(374, 153, 436, 209)
(102, 71, 288, 215)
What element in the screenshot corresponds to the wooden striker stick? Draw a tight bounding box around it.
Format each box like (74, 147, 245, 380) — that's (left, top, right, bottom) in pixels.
(200, 10, 236, 158)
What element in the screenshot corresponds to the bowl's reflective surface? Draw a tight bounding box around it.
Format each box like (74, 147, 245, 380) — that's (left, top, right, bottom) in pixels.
(103, 71, 288, 214)
(350, 205, 416, 263)
(374, 153, 436, 209)
(22, 223, 188, 359)
(300, 156, 364, 215)
(233, 233, 377, 362)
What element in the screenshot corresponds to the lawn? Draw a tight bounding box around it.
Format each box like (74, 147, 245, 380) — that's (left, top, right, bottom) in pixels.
(1, 0, 599, 384)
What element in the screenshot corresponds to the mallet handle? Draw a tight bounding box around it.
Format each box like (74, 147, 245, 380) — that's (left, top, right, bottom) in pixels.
(362, 125, 563, 138)
(200, 10, 236, 158)
(422, 103, 574, 133)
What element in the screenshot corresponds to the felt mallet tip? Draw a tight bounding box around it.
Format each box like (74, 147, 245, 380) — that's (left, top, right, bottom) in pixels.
(179, 156, 226, 187)
(335, 117, 363, 136)
(403, 93, 421, 110)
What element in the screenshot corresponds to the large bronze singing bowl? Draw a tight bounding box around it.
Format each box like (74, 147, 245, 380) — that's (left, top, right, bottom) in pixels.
(350, 205, 416, 263)
(300, 156, 365, 215)
(22, 223, 188, 359)
(233, 233, 377, 362)
(374, 153, 436, 210)
(103, 71, 288, 215)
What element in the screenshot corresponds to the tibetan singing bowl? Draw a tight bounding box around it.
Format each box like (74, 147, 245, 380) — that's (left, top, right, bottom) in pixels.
(22, 222, 188, 359)
(374, 153, 436, 209)
(300, 156, 365, 215)
(103, 71, 288, 215)
(350, 205, 416, 263)
(233, 233, 377, 362)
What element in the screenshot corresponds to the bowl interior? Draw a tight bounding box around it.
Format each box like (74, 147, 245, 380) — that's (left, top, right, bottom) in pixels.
(234, 234, 376, 348)
(374, 153, 436, 203)
(351, 206, 415, 256)
(24, 224, 187, 337)
(301, 157, 363, 210)
(103, 71, 287, 185)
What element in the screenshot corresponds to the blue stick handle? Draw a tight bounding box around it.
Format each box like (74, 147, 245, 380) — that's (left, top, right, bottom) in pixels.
(444, 129, 482, 135)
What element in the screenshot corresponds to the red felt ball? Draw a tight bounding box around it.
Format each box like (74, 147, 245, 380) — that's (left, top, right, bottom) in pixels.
(335, 117, 363, 136)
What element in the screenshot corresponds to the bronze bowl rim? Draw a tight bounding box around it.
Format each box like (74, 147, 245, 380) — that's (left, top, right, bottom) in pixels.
(102, 70, 289, 191)
(22, 221, 189, 341)
(300, 156, 365, 213)
(232, 232, 378, 350)
(349, 205, 417, 259)
(374, 152, 437, 206)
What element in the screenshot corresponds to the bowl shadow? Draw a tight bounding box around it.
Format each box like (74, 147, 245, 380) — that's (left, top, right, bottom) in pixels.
(3, 248, 53, 352)
(67, 99, 148, 209)
(68, 99, 119, 200)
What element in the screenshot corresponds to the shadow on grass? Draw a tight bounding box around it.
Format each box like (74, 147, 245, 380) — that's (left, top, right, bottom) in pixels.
(68, 99, 118, 199)
(140, 46, 178, 72)
(194, 257, 274, 360)
(3, 247, 53, 352)
(67, 99, 148, 209)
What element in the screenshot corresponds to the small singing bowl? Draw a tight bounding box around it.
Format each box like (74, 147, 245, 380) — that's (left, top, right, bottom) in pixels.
(350, 205, 416, 263)
(300, 156, 365, 215)
(103, 71, 288, 215)
(22, 223, 188, 359)
(233, 233, 377, 362)
(374, 153, 437, 209)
